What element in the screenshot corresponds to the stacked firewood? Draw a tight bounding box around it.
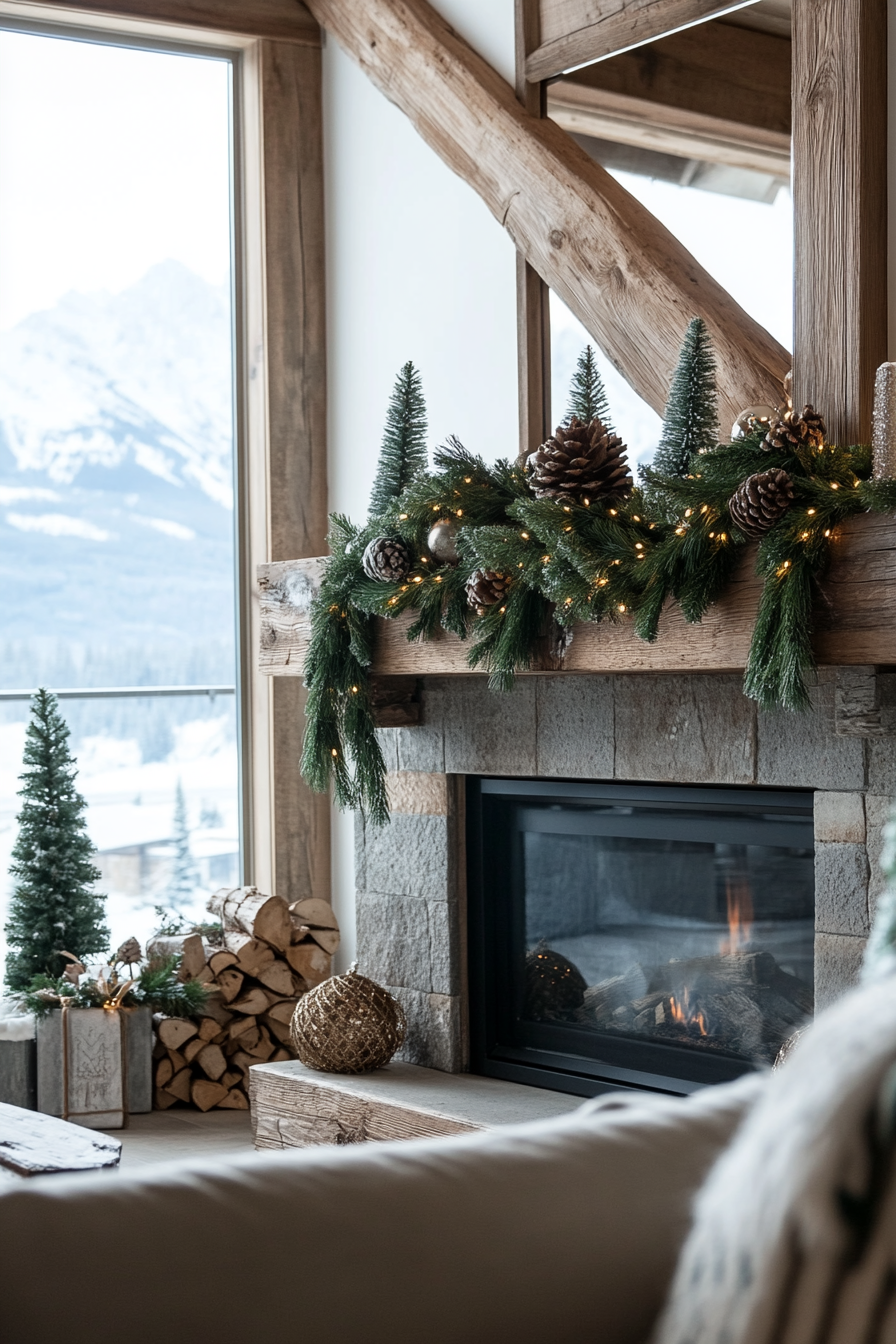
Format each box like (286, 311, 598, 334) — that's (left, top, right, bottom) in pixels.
(150, 886, 339, 1112)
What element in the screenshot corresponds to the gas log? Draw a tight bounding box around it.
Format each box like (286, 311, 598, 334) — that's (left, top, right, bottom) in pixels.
(150, 887, 339, 1112)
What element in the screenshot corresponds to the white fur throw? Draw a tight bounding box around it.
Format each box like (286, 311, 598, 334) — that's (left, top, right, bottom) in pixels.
(0, 999, 35, 1042)
(654, 978, 896, 1344)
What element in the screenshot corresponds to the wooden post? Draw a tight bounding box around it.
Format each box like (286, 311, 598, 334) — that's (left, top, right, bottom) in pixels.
(792, 0, 887, 444)
(257, 39, 331, 906)
(516, 0, 551, 460)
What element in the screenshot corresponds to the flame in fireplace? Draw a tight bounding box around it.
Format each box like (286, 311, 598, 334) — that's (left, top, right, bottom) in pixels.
(720, 878, 754, 956)
(669, 988, 708, 1036)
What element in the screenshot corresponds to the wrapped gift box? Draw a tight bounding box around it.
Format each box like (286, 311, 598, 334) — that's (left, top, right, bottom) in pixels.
(37, 1006, 152, 1129)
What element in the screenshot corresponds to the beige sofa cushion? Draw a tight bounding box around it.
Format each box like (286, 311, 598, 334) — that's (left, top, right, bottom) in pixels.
(0, 1073, 761, 1344)
(655, 978, 896, 1344)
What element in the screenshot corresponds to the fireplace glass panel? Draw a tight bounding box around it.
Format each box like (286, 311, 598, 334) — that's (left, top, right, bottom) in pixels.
(469, 780, 815, 1096)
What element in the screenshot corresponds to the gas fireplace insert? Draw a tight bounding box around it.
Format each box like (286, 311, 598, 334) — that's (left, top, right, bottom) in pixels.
(467, 778, 815, 1098)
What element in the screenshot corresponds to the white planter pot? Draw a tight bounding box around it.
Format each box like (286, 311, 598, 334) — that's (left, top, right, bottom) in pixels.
(37, 1005, 152, 1129)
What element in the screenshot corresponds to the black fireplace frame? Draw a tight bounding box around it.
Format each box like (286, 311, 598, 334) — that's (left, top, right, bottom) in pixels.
(466, 776, 815, 1099)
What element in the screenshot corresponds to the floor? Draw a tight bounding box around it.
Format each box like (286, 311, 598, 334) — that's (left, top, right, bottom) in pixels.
(99, 1108, 257, 1168)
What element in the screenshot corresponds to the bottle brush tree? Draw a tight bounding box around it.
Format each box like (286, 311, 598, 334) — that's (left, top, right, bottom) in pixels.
(565, 344, 612, 428)
(367, 360, 429, 516)
(5, 689, 108, 991)
(651, 316, 719, 478)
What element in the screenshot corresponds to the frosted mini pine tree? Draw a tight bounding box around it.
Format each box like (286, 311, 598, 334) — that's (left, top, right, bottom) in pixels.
(5, 689, 108, 991)
(368, 361, 428, 516)
(565, 345, 612, 429)
(652, 316, 719, 478)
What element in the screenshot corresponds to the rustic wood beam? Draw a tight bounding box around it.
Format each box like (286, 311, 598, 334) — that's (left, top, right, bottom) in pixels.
(304, 0, 790, 430)
(526, 0, 760, 83)
(792, 0, 887, 444)
(556, 20, 791, 142)
(515, 0, 552, 459)
(31, 0, 319, 43)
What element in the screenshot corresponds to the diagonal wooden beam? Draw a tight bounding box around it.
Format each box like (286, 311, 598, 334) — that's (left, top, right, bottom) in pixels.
(526, 0, 761, 83)
(304, 0, 789, 429)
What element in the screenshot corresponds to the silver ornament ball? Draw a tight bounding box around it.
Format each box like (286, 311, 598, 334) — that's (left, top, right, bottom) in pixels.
(731, 405, 778, 441)
(427, 519, 460, 566)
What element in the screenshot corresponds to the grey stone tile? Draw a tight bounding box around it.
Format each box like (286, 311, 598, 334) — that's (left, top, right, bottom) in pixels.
(757, 670, 865, 790)
(815, 932, 867, 1012)
(389, 988, 465, 1072)
(815, 842, 870, 936)
(865, 794, 894, 914)
(375, 728, 399, 773)
(614, 674, 754, 784)
(814, 791, 866, 844)
(361, 813, 451, 901)
(396, 677, 446, 773)
(356, 893, 459, 995)
(442, 677, 537, 776)
(536, 676, 614, 779)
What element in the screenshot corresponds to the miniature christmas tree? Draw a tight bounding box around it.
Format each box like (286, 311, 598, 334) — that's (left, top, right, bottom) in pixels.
(5, 689, 108, 991)
(652, 317, 719, 478)
(165, 779, 198, 910)
(564, 345, 612, 429)
(368, 361, 428, 517)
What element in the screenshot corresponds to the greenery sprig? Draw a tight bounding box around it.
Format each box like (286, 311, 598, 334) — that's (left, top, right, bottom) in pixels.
(301, 343, 891, 822)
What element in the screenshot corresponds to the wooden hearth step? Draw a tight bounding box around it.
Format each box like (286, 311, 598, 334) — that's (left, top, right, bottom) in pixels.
(249, 1060, 581, 1150)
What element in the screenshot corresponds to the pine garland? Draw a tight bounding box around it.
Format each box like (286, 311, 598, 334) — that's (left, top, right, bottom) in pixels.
(300, 335, 891, 822)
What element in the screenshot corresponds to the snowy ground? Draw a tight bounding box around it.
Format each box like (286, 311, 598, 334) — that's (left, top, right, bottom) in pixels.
(0, 712, 239, 968)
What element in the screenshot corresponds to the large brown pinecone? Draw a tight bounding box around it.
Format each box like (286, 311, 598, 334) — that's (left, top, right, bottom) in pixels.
(728, 468, 795, 539)
(362, 536, 411, 582)
(763, 404, 826, 452)
(465, 569, 511, 615)
(527, 416, 632, 503)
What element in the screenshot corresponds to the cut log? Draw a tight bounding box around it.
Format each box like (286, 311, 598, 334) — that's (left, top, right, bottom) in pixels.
(229, 1015, 257, 1041)
(208, 886, 293, 953)
(154, 1087, 178, 1110)
(196, 964, 215, 984)
(192, 998, 234, 1027)
(197, 1016, 222, 1042)
(270, 1047, 292, 1063)
(166, 1047, 187, 1073)
(209, 950, 239, 975)
(256, 961, 301, 997)
(191, 1079, 230, 1112)
(178, 933, 208, 982)
(166, 1068, 193, 1104)
(289, 898, 340, 932)
(305, 928, 339, 956)
(263, 1014, 294, 1046)
(224, 933, 276, 977)
(229, 1051, 257, 1076)
(155, 1057, 174, 1088)
(216, 967, 246, 1004)
(157, 1017, 199, 1051)
(217, 1088, 250, 1110)
(183, 1037, 206, 1065)
(265, 998, 301, 1025)
(234, 1024, 261, 1052)
(285, 942, 330, 986)
(221, 1070, 242, 1089)
(196, 1043, 228, 1082)
(240, 1026, 275, 1062)
(229, 987, 273, 1017)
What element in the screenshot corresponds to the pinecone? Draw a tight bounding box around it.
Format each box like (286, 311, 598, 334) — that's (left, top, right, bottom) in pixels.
(362, 536, 411, 582)
(527, 416, 632, 503)
(763, 404, 826, 452)
(728, 468, 795, 539)
(465, 569, 511, 615)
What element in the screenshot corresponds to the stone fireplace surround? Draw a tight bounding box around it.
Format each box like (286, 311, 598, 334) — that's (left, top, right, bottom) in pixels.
(354, 669, 896, 1075)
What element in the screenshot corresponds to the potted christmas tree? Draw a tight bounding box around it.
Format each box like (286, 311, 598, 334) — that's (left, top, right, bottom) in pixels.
(4, 691, 205, 1127)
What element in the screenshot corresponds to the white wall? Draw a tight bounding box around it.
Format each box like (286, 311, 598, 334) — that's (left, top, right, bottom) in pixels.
(323, 3, 518, 966)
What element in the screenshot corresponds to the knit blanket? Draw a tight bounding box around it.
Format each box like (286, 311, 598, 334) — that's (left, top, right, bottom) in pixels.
(655, 977, 896, 1344)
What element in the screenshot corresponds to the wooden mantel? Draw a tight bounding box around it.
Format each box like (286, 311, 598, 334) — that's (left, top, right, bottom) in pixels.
(257, 512, 896, 681)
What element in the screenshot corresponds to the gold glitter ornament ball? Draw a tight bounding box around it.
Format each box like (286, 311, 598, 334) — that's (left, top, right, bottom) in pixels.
(290, 964, 407, 1073)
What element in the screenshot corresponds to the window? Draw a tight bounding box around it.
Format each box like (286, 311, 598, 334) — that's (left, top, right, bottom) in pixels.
(0, 27, 239, 955)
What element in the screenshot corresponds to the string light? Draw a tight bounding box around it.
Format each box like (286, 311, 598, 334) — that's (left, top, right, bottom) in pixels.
(617, 603, 626, 613)
(709, 532, 715, 539)
(399, 513, 408, 520)
(634, 543, 644, 550)
(542, 555, 551, 563)
(351, 685, 358, 694)
(633, 515, 641, 522)
(801, 531, 810, 540)
(824, 529, 831, 537)
(434, 575, 442, 583)
(831, 482, 839, 490)
(413, 575, 423, 583)
(684, 508, 693, 518)
(608, 508, 617, 516)
(807, 508, 816, 516)
(675, 527, 686, 536)
(521, 532, 529, 540)
(331, 748, 338, 758)
(456, 509, 463, 517)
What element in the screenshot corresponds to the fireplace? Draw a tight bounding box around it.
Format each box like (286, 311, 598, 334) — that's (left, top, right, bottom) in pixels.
(467, 778, 815, 1097)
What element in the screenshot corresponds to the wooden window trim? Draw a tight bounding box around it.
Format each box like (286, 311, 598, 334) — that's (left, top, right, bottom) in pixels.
(0, 0, 330, 903)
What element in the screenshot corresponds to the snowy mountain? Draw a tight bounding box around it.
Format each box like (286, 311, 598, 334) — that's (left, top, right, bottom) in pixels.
(0, 262, 237, 657)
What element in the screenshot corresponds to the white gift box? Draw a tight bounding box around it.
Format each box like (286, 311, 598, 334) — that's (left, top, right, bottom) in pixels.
(37, 1005, 152, 1129)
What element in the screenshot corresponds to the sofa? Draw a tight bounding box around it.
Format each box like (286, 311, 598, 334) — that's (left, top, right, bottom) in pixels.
(1, 976, 895, 1344)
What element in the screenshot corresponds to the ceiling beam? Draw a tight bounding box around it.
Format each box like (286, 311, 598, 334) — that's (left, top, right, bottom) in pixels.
(526, 0, 760, 83)
(304, 0, 790, 429)
(17, 0, 319, 43)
